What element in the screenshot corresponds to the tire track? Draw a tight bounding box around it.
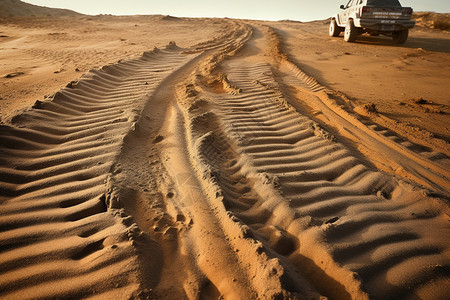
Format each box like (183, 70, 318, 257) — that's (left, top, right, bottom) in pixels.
(0, 45, 198, 298)
(266, 26, 450, 196)
(108, 21, 323, 299)
(178, 24, 450, 299)
(0, 19, 448, 300)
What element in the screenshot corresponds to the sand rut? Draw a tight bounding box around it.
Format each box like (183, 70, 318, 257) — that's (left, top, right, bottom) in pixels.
(0, 46, 199, 298)
(0, 19, 449, 299)
(265, 26, 450, 195)
(176, 24, 449, 299)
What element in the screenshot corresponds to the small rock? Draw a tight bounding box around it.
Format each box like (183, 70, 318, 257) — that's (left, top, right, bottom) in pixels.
(66, 81, 78, 88)
(325, 217, 339, 224)
(412, 98, 430, 104)
(5, 72, 24, 78)
(153, 135, 164, 143)
(32, 100, 43, 109)
(363, 103, 378, 113)
(377, 191, 386, 199)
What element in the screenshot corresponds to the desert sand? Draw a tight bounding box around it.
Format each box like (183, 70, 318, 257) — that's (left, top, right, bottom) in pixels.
(0, 2, 449, 299)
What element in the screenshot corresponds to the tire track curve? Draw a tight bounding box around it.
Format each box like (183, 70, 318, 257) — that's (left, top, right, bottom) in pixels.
(265, 26, 450, 196)
(0, 19, 449, 300)
(0, 45, 199, 298)
(108, 21, 324, 299)
(176, 24, 450, 299)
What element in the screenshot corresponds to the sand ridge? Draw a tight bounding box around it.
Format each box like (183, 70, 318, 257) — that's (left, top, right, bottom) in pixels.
(265, 27, 450, 194)
(170, 23, 449, 298)
(0, 15, 229, 118)
(0, 43, 203, 297)
(0, 0, 81, 18)
(0, 12, 449, 300)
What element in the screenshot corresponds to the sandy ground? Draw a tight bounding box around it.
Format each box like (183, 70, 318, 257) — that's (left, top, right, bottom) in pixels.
(0, 13, 449, 300)
(273, 20, 450, 148)
(0, 15, 227, 116)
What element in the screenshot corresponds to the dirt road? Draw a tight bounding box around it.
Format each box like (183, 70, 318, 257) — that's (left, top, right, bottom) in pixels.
(0, 17, 449, 299)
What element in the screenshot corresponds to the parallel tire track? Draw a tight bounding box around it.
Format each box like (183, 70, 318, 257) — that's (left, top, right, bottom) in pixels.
(267, 26, 450, 195)
(190, 55, 450, 298)
(1, 19, 449, 300)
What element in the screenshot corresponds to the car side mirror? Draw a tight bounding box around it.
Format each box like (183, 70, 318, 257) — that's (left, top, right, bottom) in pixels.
(340, 5, 345, 9)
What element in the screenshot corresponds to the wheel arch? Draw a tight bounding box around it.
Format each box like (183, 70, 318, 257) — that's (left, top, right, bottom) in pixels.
(332, 14, 342, 26)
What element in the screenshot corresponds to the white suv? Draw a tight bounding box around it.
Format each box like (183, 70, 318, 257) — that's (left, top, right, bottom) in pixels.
(329, 0, 415, 43)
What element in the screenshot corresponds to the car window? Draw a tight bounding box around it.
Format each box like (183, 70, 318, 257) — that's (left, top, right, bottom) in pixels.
(366, 0, 401, 6)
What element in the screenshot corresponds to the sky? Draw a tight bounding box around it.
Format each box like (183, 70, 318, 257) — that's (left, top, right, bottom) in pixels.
(23, 0, 450, 22)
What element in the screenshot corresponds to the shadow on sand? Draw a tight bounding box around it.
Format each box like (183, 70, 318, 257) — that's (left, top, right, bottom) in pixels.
(353, 34, 450, 53)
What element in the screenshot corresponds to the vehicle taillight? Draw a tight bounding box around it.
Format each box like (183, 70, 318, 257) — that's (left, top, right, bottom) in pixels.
(403, 7, 413, 15)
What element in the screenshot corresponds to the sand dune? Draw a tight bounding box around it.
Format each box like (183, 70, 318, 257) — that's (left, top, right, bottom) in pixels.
(0, 9, 449, 300)
(413, 12, 450, 31)
(0, 0, 81, 18)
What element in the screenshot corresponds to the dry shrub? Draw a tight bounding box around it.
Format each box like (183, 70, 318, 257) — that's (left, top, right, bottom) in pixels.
(432, 19, 450, 30)
(363, 103, 378, 113)
(412, 12, 450, 31)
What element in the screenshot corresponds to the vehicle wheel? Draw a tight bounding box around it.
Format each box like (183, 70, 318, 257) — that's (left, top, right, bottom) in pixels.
(329, 19, 341, 37)
(392, 29, 408, 44)
(344, 19, 358, 42)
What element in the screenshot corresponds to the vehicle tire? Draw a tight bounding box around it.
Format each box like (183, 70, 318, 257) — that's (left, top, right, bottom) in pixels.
(329, 19, 341, 37)
(392, 29, 408, 44)
(344, 19, 358, 42)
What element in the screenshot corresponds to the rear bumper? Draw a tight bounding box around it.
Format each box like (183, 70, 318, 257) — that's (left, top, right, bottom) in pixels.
(355, 18, 415, 31)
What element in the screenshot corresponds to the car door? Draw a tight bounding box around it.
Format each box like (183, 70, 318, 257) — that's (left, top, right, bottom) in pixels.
(341, 0, 356, 24)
